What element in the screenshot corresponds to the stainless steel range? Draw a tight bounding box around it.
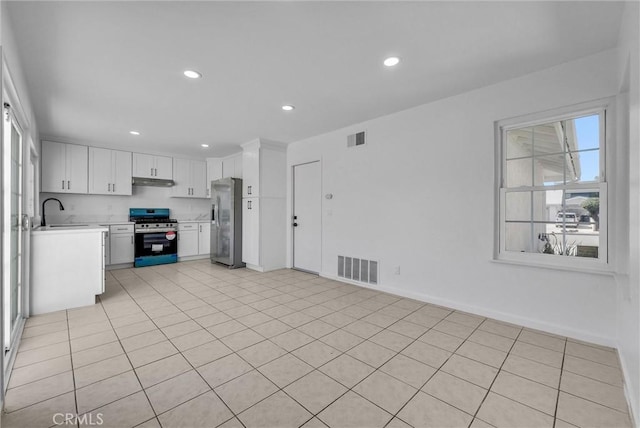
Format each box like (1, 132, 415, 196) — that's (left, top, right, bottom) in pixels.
(129, 208, 178, 267)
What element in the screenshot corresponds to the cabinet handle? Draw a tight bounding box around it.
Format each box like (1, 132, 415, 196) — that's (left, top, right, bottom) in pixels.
(68, 181, 71, 189)
(154, 168, 157, 176)
(108, 183, 111, 192)
(62, 180, 65, 190)
(248, 185, 252, 195)
(199, 225, 202, 232)
(113, 183, 116, 192)
(248, 200, 252, 210)
(150, 167, 153, 176)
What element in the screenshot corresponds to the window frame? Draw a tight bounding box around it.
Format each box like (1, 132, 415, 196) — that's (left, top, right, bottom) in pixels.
(494, 99, 613, 272)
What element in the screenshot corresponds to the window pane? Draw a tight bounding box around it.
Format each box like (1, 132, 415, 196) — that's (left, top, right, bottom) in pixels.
(505, 191, 531, 221)
(533, 153, 566, 186)
(573, 115, 600, 151)
(564, 191, 599, 258)
(505, 222, 532, 253)
(506, 127, 533, 159)
(506, 158, 532, 187)
(567, 150, 600, 183)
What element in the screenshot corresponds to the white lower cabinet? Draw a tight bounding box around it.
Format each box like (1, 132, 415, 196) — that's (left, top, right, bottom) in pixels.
(109, 224, 134, 265)
(178, 223, 199, 257)
(198, 222, 211, 255)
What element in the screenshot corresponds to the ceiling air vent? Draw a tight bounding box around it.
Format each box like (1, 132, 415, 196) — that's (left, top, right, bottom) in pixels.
(347, 131, 366, 148)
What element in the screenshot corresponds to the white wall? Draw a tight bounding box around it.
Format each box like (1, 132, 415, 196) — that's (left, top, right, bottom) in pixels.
(287, 48, 622, 346)
(40, 186, 210, 224)
(616, 2, 640, 426)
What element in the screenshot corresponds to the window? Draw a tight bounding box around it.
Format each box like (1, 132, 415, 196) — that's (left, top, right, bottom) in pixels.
(496, 101, 609, 270)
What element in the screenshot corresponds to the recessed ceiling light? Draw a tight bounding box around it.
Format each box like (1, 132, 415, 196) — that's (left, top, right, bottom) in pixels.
(183, 70, 202, 79)
(383, 57, 400, 67)
(201, 144, 209, 148)
(282, 105, 295, 111)
(130, 131, 140, 135)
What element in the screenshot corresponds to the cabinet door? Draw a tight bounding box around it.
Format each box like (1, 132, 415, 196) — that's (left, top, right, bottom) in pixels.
(178, 229, 199, 257)
(191, 160, 207, 198)
(154, 155, 173, 180)
(110, 233, 135, 264)
(222, 157, 235, 178)
(198, 222, 211, 255)
(41, 141, 66, 192)
(133, 153, 154, 178)
(242, 146, 259, 197)
(65, 144, 88, 194)
(111, 150, 132, 195)
(206, 159, 223, 197)
(242, 198, 260, 265)
(233, 154, 243, 178)
(172, 158, 191, 197)
(88, 147, 112, 195)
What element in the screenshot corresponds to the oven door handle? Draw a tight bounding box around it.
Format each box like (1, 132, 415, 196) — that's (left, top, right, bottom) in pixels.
(135, 229, 177, 234)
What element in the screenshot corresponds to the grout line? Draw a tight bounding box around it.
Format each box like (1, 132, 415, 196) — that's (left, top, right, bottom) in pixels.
(6, 260, 630, 428)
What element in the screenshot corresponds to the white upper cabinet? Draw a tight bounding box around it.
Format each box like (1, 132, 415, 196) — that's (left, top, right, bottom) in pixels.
(133, 153, 173, 179)
(222, 153, 243, 179)
(88, 147, 132, 195)
(241, 139, 286, 198)
(172, 158, 207, 198)
(206, 158, 223, 197)
(41, 141, 88, 194)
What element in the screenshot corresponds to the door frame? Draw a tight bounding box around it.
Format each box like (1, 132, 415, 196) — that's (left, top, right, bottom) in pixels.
(1, 53, 31, 397)
(291, 160, 322, 274)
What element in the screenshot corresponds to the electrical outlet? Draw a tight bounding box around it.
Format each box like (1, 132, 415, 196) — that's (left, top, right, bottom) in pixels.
(394, 266, 401, 275)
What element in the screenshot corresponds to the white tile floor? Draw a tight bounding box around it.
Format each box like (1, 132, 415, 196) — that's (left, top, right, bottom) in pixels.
(2, 260, 632, 428)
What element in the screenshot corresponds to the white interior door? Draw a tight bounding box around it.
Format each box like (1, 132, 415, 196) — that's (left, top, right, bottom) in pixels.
(293, 161, 321, 273)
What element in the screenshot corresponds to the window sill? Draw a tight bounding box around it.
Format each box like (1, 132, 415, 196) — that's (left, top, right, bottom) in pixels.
(491, 257, 615, 276)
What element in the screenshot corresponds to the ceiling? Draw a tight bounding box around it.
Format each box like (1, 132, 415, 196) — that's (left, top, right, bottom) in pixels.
(5, 1, 624, 158)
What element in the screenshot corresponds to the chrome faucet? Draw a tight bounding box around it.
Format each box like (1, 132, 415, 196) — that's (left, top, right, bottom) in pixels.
(41, 198, 65, 226)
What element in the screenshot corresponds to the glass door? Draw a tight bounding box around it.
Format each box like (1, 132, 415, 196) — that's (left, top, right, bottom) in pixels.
(3, 103, 24, 358)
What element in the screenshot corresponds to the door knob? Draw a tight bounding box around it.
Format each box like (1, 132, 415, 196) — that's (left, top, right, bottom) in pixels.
(293, 223, 298, 227)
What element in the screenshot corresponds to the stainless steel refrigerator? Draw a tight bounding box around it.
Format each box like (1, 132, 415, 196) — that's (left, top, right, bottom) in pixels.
(210, 177, 245, 268)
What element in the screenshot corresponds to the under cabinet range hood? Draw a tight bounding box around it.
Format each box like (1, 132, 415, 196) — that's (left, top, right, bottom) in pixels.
(131, 177, 175, 187)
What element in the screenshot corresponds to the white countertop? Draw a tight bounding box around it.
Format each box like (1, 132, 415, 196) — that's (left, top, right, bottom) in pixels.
(32, 225, 109, 234)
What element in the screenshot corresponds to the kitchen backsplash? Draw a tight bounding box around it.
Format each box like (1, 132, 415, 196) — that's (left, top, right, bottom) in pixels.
(40, 185, 210, 224)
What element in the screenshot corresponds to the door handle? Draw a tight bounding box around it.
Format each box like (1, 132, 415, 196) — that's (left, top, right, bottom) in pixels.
(21, 214, 29, 230)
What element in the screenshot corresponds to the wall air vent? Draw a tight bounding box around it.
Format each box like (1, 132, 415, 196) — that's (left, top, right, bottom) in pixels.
(347, 131, 366, 148)
(337, 256, 378, 285)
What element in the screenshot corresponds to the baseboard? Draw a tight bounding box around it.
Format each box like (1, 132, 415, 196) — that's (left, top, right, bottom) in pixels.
(618, 350, 639, 428)
(320, 273, 617, 348)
